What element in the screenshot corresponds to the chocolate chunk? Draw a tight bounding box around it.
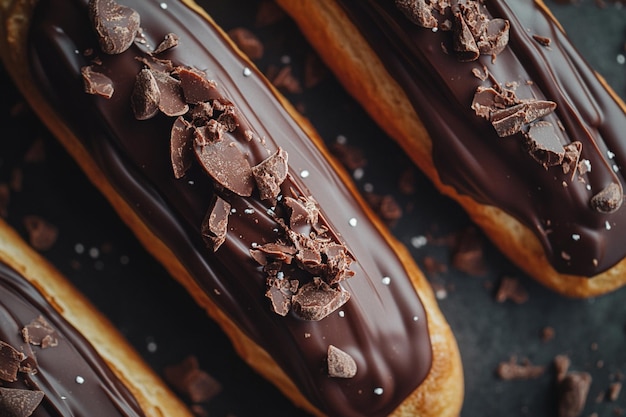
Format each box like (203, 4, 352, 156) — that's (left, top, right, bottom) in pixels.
(453, 10, 480, 62)
(131, 69, 160, 120)
(395, 0, 438, 29)
(216, 105, 239, 132)
(22, 316, 58, 349)
(153, 33, 179, 55)
(495, 276, 528, 304)
(284, 196, 319, 229)
(227, 28, 264, 60)
(265, 277, 299, 316)
(88, 0, 140, 55)
(150, 70, 188, 117)
(525, 121, 565, 168)
(81, 66, 114, 98)
(0, 387, 44, 417)
(164, 356, 221, 403)
(267, 65, 302, 94)
(590, 182, 623, 213)
(178, 68, 220, 104)
(291, 278, 350, 321)
(476, 18, 510, 56)
(322, 244, 355, 285)
(490, 104, 526, 137)
(327, 345, 357, 378)
(201, 196, 231, 252)
(523, 100, 557, 124)
(194, 120, 226, 145)
(558, 371, 592, 417)
(194, 135, 254, 196)
(170, 116, 194, 179)
(251, 242, 297, 265)
(0, 341, 25, 382)
(496, 356, 545, 380)
(23, 215, 58, 251)
(252, 148, 288, 201)
(562, 141, 583, 176)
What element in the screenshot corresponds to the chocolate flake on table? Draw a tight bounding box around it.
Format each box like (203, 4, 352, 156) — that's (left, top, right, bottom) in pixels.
(81, 65, 114, 98)
(267, 65, 302, 94)
(22, 316, 58, 349)
(292, 278, 350, 321)
(365, 193, 403, 227)
(590, 182, 623, 213)
(327, 345, 357, 378)
(0, 387, 44, 417)
(164, 356, 222, 403)
(201, 196, 231, 252)
(451, 226, 486, 276)
(496, 356, 545, 380)
(608, 382, 622, 402)
(558, 373, 592, 417)
(152, 33, 179, 55)
(494, 276, 528, 304)
(131, 68, 160, 120)
(88, 0, 140, 55)
(0, 340, 25, 382)
(23, 215, 58, 251)
(252, 148, 288, 201)
(227, 28, 264, 60)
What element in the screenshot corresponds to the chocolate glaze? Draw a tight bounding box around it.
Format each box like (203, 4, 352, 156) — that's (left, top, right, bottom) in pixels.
(336, 0, 626, 276)
(0, 261, 145, 416)
(27, 0, 433, 416)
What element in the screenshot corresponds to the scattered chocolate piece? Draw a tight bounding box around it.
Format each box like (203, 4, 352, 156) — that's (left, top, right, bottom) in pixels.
(23, 215, 58, 251)
(153, 33, 179, 55)
(164, 356, 222, 403)
(558, 371, 592, 417)
(608, 382, 622, 402)
(452, 9, 480, 62)
(88, 0, 140, 55)
(451, 226, 486, 276)
(0, 387, 44, 417)
(476, 18, 510, 56)
(200, 196, 231, 252)
(150, 70, 189, 117)
(265, 277, 299, 316)
(0, 183, 9, 218)
(251, 148, 288, 201)
(227, 28, 264, 60)
(395, 0, 438, 29)
(533, 34, 552, 46)
(496, 356, 545, 380)
(178, 68, 220, 104)
(170, 116, 194, 179)
(329, 141, 367, 171)
(291, 278, 350, 321)
(541, 326, 555, 342)
(22, 316, 58, 349)
(495, 276, 528, 304)
(590, 182, 623, 213)
(81, 65, 114, 98)
(131, 68, 160, 120)
(525, 121, 565, 168)
(327, 345, 357, 378)
(562, 141, 583, 177)
(0, 341, 25, 383)
(268, 65, 302, 94)
(284, 195, 319, 229)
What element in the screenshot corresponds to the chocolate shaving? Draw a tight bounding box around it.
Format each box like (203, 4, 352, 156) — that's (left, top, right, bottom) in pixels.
(178, 68, 220, 104)
(131, 68, 160, 120)
(0, 387, 44, 417)
(265, 277, 299, 316)
(88, 0, 140, 55)
(170, 116, 194, 179)
(201, 196, 231, 252)
(291, 278, 350, 321)
(327, 345, 357, 378)
(525, 121, 565, 168)
(533, 34, 552, 46)
(153, 33, 179, 55)
(590, 182, 623, 213)
(251, 242, 297, 265)
(164, 356, 222, 403)
(81, 66, 114, 98)
(0, 341, 25, 383)
(227, 27, 264, 60)
(22, 316, 58, 349)
(150, 70, 188, 117)
(252, 148, 288, 201)
(395, 0, 438, 29)
(496, 356, 545, 380)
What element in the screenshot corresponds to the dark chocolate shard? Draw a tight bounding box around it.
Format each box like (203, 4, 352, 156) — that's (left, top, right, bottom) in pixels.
(395, 0, 438, 29)
(590, 182, 623, 213)
(170, 116, 194, 179)
(153, 32, 179, 55)
(80, 66, 114, 98)
(150, 70, 188, 117)
(453, 11, 480, 62)
(22, 316, 58, 349)
(178, 68, 220, 104)
(291, 278, 350, 321)
(201, 195, 231, 251)
(265, 277, 299, 316)
(327, 345, 357, 378)
(557, 371, 592, 417)
(194, 134, 254, 196)
(523, 100, 557, 124)
(525, 121, 565, 168)
(88, 0, 140, 55)
(490, 104, 526, 137)
(476, 18, 510, 56)
(252, 148, 289, 201)
(0, 341, 25, 382)
(131, 68, 160, 120)
(0, 387, 44, 417)
(251, 242, 297, 265)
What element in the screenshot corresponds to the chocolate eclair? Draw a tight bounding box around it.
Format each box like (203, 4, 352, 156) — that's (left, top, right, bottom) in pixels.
(276, 0, 626, 297)
(0, 218, 190, 416)
(0, 0, 463, 416)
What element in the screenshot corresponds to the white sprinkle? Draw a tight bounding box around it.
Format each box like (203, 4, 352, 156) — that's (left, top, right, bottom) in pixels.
(61, 396, 67, 400)
(431, 27, 438, 33)
(188, 180, 195, 185)
(582, 159, 592, 172)
(277, 271, 285, 280)
(267, 208, 275, 216)
(572, 234, 581, 241)
(230, 208, 237, 214)
(353, 168, 364, 180)
(160, 2, 168, 9)
(244, 208, 255, 214)
(435, 287, 447, 300)
(280, 55, 291, 64)
(617, 54, 625, 65)
(243, 67, 252, 77)
(411, 235, 428, 248)
(338, 310, 345, 317)
(300, 169, 310, 178)
(120, 255, 130, 265)
(613, 164, 620, 172)
(606, 221, 612, 231)
(89, 247, 100, 259)
(74, 49, 80, 55)
(75, 376, 85, 384)
(74, 243, 85, 254)
(586, 184, 592, 191)
(413, 315, 419, 322)
(374, 387, 384, 395)
(348, 217, 358, 227)
(607, 150, 616, 159)
(251, 242, 259, 248)
(147, 340, 158, 353)
(363, 183, 374, 193)
(336, 134, 348, 145)
(381, 276, 391, 285)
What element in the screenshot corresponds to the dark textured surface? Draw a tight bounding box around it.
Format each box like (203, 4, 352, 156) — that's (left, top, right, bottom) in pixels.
(0, 1, 625, 416)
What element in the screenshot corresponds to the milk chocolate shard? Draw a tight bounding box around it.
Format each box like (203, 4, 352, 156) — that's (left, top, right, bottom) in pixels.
(88, 0, 140, 55)
(327, 345, 357, 378)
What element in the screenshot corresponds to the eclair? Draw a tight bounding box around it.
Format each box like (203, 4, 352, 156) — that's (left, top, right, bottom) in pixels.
(0, 217, 191, 416)
(276, 0, 626, 297)
(0, 0, 463, 416)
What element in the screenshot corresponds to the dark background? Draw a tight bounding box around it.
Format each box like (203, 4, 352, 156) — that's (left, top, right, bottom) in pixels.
(1, 1, 625, 416)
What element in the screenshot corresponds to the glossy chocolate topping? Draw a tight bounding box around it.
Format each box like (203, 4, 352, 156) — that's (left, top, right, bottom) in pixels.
(336, 0, 626, 276)
(27, 0, 433, 416)
(0, 261, 145, 416)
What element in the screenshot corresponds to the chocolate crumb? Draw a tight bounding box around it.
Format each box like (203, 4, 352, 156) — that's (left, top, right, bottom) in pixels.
(451, 226, 486, 276)
(201, 196, 231, 252)
(131, 69, 160, 120)
(0, 387, 44, 417)
(88, 0, 140, 55)
(590, 182, 623, 213)
(496, 356, 545, 380)
(81, 66, 114, 98)
(153, 33, 179, 55)
(267, 65, 302, 94)
(541, 326, 555, 342)
(395, 0, 438, 29)
(557, 371, 592, 417)
(23, 215, 58, 251)
(327, 345, 357, 378)
(228, 28, 264, 60)
(0, 341, 25, 382)
(164, 356, 221, 403)
(329, 141, 367, 171)
(533, 34, 552, 46)
(608, 382, 622, 402)
(252, 148, 288, 201)
(495, 276, 528, 304)
(22, 316, 58, 349)
(291, 278, 350, 321)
